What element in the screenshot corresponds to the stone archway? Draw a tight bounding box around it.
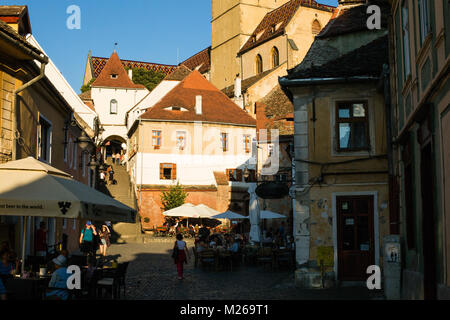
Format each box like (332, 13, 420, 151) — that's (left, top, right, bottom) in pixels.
(103, 135, 127, 165)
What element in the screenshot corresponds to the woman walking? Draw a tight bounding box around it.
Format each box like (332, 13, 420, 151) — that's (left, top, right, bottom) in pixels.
(99, 224, 111, 257)
(173, 234, 190, 280)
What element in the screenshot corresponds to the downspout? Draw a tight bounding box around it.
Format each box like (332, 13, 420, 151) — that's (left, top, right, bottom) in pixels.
(382, 64, 399, 235)
(13, 59, 48, 161)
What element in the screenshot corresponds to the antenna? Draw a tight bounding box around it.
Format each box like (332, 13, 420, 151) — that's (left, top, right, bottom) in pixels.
(177, 48, 179, 65)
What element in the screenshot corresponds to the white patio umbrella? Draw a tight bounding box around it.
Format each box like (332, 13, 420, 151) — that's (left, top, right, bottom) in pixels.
(248, 183, 261, 244)
(0, 157, 136, 274)
(162, 203, 200, 218)
(212, 210, 247, 220)
(195, 204, 220, 218)
(259, 210, 287, 219)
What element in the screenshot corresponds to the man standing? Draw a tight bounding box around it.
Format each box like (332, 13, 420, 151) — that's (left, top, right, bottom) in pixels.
(79, 221, 97, 256)
(35, 221, 47, 257)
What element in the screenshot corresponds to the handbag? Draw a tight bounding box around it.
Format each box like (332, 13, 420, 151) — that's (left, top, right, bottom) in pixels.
(171, 242, 179, 261)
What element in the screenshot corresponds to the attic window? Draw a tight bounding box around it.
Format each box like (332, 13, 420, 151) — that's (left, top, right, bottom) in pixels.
(251, 35, 257, 43)
(111, 74, 118, 79)
(270, 24, 276, 33)
(163, 106, 188, 112)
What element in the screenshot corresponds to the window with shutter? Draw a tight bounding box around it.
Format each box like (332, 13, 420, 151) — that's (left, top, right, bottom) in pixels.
(312, 20, 321, 35)
(160, 163, 176, 180)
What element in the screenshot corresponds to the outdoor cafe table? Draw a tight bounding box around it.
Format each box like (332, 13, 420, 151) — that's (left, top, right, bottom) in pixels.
(4, 276, 50, 300)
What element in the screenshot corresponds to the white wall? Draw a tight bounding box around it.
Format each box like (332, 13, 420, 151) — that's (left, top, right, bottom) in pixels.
(92, 86, 148, 140)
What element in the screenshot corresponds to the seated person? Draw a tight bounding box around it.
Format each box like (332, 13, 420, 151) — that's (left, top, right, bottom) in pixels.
(46, 255, 70, 300)
(196, 238, 208, 253)
(228, 238, 240, 253)
(0, 250, 19, 277)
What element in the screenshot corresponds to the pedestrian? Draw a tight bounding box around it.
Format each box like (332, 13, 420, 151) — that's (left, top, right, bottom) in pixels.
(99, 224, 111, 257)
(173, 233, 190, 280)
(79, 221, 97, 257)
(112, 152, 116, 165)
(115, 152, 121, 165)
(45, 255, 69, 300)
(106, 166, 112, 185)
(35, 221, 47, 257)
(120, 153, 125, 166)
(99, 171, 106, 186)
(108, 166, 115, 185)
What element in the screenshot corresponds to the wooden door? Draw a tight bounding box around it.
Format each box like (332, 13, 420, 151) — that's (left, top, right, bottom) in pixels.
(337, 195, 375, 280)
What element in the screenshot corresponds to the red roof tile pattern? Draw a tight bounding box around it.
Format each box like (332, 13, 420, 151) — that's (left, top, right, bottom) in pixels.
(238, 0, 335, 55)
(90, 55, 176, 79)
(180, 47, 211, 74)
(91, 51, 147, 89)
(140, 70, 256, 127)
(164, 64, 192, 81)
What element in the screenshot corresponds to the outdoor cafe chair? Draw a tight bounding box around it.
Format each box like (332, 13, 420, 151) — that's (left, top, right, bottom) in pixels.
(96, 267, 119, 299)
(256, 247, 274, 270)
(199, 249, 217, 271)
(115, 262, 129, 299)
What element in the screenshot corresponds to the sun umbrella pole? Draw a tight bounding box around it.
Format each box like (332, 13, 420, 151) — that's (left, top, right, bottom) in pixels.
(21, 216, 28, 276)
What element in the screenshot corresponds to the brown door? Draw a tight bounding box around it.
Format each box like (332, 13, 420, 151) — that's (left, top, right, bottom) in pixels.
(337, 195, 375, 280)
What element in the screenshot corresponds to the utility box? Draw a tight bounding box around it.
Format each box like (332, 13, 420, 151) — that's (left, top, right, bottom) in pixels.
(383, 235, 401, 299)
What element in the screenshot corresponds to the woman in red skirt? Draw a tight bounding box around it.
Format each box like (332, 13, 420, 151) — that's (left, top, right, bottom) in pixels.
(174, 233, 190, 280)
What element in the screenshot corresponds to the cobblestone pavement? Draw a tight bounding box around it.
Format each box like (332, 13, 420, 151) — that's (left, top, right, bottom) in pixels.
(107, 240, 384, 300)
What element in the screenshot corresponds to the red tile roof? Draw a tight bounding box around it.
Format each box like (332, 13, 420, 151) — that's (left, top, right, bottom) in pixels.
(90, 55, 176, 79)
(140, 70, 256, 127)
(180, 47, 211, 74)
(91, 51, 147, 89)
(238, 0, 335, 55)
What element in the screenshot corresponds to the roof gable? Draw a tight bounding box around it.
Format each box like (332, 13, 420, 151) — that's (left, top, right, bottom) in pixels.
(91, 51, 146, 89)
(140, 71, 256, 127)
(238, 0, 335, 55)
(180, 47, 211, 74)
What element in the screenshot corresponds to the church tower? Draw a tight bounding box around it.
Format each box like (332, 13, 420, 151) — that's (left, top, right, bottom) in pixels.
(210, 0, 290, 90)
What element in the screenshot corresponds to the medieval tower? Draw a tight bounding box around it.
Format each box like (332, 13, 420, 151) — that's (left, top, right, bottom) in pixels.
(210, 0, 291, 90)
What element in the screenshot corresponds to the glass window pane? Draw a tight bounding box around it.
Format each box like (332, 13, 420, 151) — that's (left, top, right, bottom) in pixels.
(343, 224, 355, 250)
(357, 216, 370, 251)
(352, 122, 367, 148)
(338, 107, 350, 118)
(339, 123, 351, 148)
(353, 104, 365, 117)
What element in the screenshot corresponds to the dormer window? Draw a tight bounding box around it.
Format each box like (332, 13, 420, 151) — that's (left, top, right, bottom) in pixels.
(251, 35, 256, 43)
(163, 106, 188, 112)
(270, 24, 276, 34)
(111, 74, 118, 79)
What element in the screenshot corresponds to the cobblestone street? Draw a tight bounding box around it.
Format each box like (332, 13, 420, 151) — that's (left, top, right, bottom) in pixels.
(107, 240, 383, 300)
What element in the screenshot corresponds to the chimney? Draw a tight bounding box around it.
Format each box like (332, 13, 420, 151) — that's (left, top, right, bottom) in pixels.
(128, 69, 133, 80)
(234, 74, 242, 98)
(195, 95, 202, 115)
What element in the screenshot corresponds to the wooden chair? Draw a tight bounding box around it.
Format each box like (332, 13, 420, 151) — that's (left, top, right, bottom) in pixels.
(256, 247, 274, 270)
(96, 268, 119, 299)
(199, 249, 217, 271)
(116, 262, 129, 299)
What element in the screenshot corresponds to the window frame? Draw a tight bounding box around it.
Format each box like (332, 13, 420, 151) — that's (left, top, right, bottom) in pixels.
(226, 169, 242, 182)
(312, 19, 321, 35)
(255, 54, 263, 74)
(221, 132, 229, 152)
(37, 114, 52, 164)
(152, 130, 162, 149)
(418, 0, 431, 45)
(110, 99, 118, 114)
(160, 163, 177, 180)
(271, 47, 279, 68)
(335, 101, 370, 152)
(176, 131, 186, 150)
(401, 0, 411, 79)
(243, 134, 251, 153)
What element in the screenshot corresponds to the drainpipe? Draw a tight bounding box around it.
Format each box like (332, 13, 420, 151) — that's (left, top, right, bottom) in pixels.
(13, 59, 49, 161)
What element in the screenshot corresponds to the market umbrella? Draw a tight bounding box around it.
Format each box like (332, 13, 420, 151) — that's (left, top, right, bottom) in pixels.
(248, 183, 261, 244)
(0, 157, 136, 274)
(212, 210, 247, 220)
(195, 204, 220, 218)
(259, 210, 287, 219)
(163, 203, 201, 218)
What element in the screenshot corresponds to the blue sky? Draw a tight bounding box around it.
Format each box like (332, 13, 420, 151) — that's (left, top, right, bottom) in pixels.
(7, 0, 338, 93)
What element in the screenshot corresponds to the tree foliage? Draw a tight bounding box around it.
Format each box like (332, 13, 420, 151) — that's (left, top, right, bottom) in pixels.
(160, 182, 188, 225)
(127, 67, 166, 92)
(80, 78, 96, 93)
